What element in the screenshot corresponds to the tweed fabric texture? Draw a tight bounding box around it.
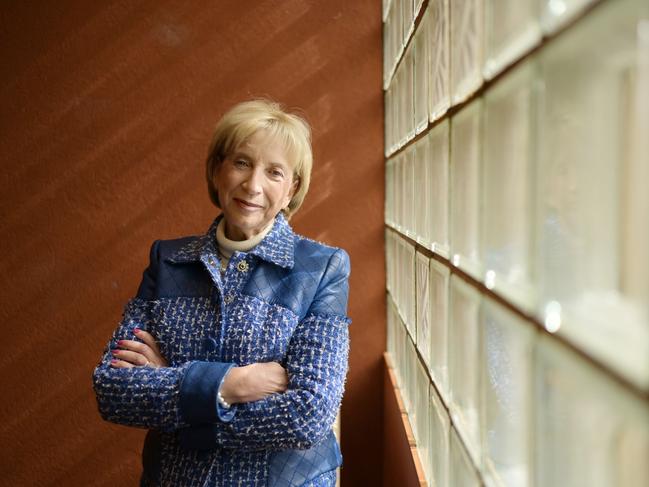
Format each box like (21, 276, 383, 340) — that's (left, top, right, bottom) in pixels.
(93, 213, 350, 486)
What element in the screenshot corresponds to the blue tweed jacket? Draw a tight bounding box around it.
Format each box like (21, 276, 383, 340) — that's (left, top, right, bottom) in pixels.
(92, 213, 351, 487)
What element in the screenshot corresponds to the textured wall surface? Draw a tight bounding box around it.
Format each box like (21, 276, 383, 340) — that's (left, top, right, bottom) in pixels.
(0, 1, 384, 485)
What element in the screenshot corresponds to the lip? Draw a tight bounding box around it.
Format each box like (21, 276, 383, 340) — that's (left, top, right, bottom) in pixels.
(234, 198, 263, 210)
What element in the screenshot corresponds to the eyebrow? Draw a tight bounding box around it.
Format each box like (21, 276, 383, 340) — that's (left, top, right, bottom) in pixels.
(232, 151, 290, 169)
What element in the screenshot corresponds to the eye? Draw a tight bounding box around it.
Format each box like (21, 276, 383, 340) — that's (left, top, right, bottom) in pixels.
(269, 168, 285, 179)
(234, 159, 250, 168)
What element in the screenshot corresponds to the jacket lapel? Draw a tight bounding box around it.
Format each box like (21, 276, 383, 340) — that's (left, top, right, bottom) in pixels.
(165, 213, 296, 270)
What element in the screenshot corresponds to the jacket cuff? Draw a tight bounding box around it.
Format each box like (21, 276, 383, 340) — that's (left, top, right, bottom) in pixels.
(179, 361, 236, 424)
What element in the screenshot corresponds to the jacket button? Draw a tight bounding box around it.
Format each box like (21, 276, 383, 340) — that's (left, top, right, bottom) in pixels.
(204, 337, 218, 352)
(237, 260, 249, 273)
(224, 294, 234, 304)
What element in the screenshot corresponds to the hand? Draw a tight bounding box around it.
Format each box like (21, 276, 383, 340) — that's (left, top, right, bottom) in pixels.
(110, 328, 168, 369)
(220, 362, 288, 404)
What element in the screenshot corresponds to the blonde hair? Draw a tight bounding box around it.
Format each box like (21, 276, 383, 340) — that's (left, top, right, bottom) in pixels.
(205, 99, 312, 218)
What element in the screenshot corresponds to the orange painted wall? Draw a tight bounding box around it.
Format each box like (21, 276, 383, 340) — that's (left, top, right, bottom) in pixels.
(0, 1, 384, 485)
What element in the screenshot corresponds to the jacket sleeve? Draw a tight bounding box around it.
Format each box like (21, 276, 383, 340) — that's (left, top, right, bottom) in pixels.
(178, 248, 351, 451)
(92, 240, 236, 431)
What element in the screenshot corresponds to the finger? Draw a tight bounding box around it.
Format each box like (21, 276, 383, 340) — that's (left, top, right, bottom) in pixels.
(115, 339, 157, 363)
(116, 338, 150, 354)
(133, 330, 168, 367)
(111, 349, 150, 366)
(133, 329, 163, 355)
(110, 358, 135, 369)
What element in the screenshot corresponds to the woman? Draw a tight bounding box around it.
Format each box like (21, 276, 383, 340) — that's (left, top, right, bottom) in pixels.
(93, 99, 351, 487)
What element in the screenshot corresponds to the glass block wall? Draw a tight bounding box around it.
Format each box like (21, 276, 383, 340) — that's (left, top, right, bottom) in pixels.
(383, 0, 649, 485)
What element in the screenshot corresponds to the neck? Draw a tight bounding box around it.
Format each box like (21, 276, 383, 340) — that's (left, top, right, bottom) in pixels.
(216, 218, 274, 257)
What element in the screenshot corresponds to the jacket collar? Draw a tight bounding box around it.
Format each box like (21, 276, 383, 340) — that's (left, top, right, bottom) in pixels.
(167, 212, 295, 269)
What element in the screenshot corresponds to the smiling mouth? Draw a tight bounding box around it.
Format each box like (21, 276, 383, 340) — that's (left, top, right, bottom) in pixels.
(234, 198, 263, 210)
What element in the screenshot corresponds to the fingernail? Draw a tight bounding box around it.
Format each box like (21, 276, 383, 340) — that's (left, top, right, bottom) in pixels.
(110, 359, 118, 364)
(111, 349, 120, 355)
(117, 340, 125, 346)
(134, 327, 141, 334)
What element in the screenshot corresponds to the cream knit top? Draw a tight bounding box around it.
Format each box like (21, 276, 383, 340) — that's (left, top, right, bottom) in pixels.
(215, 218, 275, 273)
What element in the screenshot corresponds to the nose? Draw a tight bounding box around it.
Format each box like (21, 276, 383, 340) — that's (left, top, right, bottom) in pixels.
(241, 166, 263, 195)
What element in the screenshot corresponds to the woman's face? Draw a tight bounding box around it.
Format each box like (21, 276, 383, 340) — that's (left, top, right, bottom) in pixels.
(214, 129, 296, 241)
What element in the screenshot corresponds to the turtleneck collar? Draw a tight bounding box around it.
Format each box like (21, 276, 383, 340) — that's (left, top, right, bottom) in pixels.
(215, 218, 275, 260)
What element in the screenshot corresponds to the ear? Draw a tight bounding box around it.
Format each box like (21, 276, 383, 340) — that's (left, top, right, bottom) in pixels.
(290, 175, 300, 197)
(284, 175, 299, 208)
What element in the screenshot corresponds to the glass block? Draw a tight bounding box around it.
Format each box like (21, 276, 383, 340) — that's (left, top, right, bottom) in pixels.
(397, 62, 407, 148)
(541, 0, 597, 34)
(429, 258, 449, 400)
(404, 240, 417, 339)
(385, 229, 390, 291)
(388, 230, 394, 289)
(430, 385, 450, 487)
(450, 0, 484, 105)
(416, 252, 431, 366)
(401, 151, 409, 233)
(428, 0, 451, 121)
(392, 69, 400, 149)
(450, 100, 482, 279)
(482, 300, 535, 487)
(398, 312, 408, 401)
(449, 276, 482, 463)
(394, 233, 401, 301)
(390, 156, 397, 227)
(385, 84, 398, 154)
(395, 0, 404, 61)
(413, 139, 423, 239)
(404, 49, 416, 142)
(428, 119, 450, 257)
(402, 152, 410, 232)
(387, 294, 398, 358)
(392, 233, 399, 294)
(483, 60, 535, 311)
(536, 336, 649, 487)
(384, 88, 393, 155)
(384, 158, 390, 223)
(536, 0, 649, 389)
(414, 136, 431, 244)
(484, 0, 541, 79)
(395, 236, 404, 324)
(385, 0, 401, 89)
(395, 307, 408, 391)
(384, 11, 393, 88)
(385, 158, 394, 225)
(402, 0, 415, 45)
(414, 10, 430, 134)
(392, 154, 400, 230)
(404, 337, 418, 420)
(402, 146, 415, 236)
(385, 230, 393, 293)
(395, 63, 404, 149)
(383, 0, 392, 22)
(450, 427, 481, 487)
(414, 359, 431, 484)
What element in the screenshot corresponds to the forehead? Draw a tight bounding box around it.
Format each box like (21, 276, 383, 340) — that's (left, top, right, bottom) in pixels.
(235, 129, 294, 167)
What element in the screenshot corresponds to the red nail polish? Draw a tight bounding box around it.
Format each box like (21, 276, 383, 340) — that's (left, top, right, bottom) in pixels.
(111, 359, 118, 364)
(117, 340, 125, 346)
(111, 349, 120, 355)
(134, 327, 141, 334)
